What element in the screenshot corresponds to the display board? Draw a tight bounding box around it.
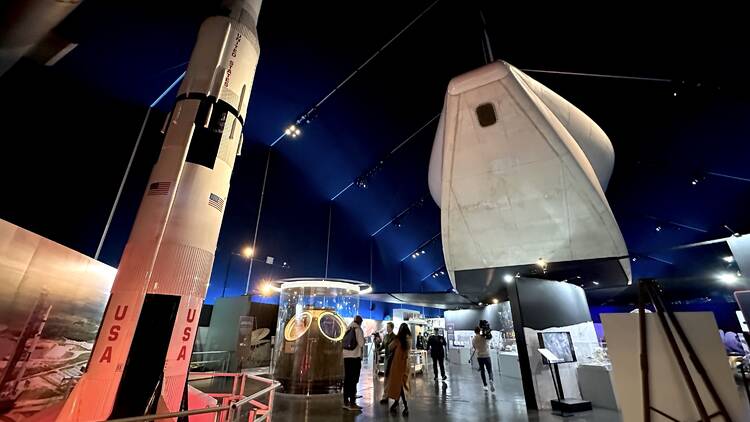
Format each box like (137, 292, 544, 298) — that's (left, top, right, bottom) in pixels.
(734, 290, 750, 333)
(0, 219, 116, 420)
(602, 312, 750, 422)
(537, 332, 576, 364)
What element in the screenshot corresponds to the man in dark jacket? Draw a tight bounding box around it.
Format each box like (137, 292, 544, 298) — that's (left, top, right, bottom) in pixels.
(426, 328, 448, 380)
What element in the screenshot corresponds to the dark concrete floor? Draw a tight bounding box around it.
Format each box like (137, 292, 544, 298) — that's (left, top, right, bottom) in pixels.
(271, 360, 622, 421)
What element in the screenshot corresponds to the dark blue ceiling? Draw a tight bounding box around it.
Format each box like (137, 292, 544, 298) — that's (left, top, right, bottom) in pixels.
(2, 1, 750, 304)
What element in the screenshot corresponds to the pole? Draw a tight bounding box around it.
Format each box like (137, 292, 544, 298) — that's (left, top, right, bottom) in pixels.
(245, 148, 272, 295)
(94, 71, 186, 260)
(324, 202, 332, 279)
(638, 280, 651, 422)
(221, 253, 233, 298)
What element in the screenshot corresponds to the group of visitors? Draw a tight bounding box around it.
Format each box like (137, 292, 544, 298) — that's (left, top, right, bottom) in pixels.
(342, 316, 494, 415)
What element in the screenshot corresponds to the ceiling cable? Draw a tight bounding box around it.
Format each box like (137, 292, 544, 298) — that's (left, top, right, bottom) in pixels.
(271, 0, 441, 147)
(520, 68, 672, 83)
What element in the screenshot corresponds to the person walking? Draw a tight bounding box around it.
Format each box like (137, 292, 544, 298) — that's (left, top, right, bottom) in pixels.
(385, 323, 411, 416)
(426, 327, 448, 380)
(472, 326, 495, 392)
(379, 322, 396, 403)
(343, 315, 365, 410)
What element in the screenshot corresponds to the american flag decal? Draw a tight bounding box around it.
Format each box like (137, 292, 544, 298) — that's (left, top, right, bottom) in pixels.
(147, 181, 170, 196)
(208, 193, 224, 212)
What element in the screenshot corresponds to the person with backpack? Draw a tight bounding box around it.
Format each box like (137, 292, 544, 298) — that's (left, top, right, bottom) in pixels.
(342, 315, 365, 411)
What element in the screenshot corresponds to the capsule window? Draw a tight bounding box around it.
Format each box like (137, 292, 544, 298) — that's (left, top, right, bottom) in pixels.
(476, 103, 497, 127)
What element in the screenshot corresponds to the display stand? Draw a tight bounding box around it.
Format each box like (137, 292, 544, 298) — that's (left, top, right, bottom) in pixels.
(638, 278, 732, 422)
(539, 348, 592, 416)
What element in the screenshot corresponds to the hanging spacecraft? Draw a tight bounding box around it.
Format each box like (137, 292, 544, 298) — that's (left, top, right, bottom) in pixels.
(428, 61, 630, 293)
(56, 0, 262, 420)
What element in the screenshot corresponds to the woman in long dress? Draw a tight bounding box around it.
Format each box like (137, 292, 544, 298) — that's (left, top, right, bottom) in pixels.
(385, 323, 411, 416)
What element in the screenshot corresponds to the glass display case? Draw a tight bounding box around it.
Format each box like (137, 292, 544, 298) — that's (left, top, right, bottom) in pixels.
(272, 278, 369, 394)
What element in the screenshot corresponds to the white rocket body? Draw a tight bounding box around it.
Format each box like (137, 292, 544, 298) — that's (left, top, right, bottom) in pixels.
(58, 1, 261, 420)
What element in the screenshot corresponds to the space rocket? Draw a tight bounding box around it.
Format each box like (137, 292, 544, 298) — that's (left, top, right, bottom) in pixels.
(57, 0, 262, 419)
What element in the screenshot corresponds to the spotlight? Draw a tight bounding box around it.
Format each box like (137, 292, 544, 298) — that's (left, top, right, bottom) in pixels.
(421, 250, 426, 254)
(503, 274, 514, 283)
(655, 226, 662, 232)
(478, 302, 484, 306)
(285, 124, 300, 138)
(536, 258, 547, 272)
(718, 272, 738, 284)
(412, 254, 417, 259)
(440, 270, 445, 275)
(723, 256, 735, 263)
(691, 179, 698, 185)
(592, 281, 599, 285)
(241, 246, 254, 258)
(260, 282, 275, 296)
(285, 124, 300, 136)
(492, 298, 499, 304)
(632, 257, 637, 262)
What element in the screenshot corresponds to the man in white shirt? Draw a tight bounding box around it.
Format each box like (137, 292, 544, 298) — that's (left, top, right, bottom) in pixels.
(343, 315, 365, 410)
(472, 326, 495, 392)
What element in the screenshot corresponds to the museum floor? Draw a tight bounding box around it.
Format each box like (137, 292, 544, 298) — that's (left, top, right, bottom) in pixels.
(271, 361, 622, 421)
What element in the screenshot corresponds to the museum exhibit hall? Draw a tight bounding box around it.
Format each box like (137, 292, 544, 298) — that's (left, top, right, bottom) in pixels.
(2, 1, 750, 421)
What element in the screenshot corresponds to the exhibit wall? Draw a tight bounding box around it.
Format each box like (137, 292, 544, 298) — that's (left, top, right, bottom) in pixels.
(205, 296, 278, 371)
(0, 219, 116, 420)
(603, 312, 750, 421)
(509, 278, 599, 410)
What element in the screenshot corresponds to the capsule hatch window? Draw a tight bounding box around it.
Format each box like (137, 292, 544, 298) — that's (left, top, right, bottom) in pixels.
(284, 311, 312, 341)
(476, 102, 497, 127)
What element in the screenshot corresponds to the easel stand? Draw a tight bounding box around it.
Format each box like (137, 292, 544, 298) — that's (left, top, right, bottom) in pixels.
(638, 278, 733, 422)
(547, 361, 592, 416)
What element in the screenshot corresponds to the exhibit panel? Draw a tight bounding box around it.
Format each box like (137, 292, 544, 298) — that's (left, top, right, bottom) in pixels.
(508, 278, 601, 410)
(577, 364, 619, 410)
(522, 323, 599, 409)
(602, 312, 750, 422)
(272, 279, 363, 395)
(0, 219, 116, 420)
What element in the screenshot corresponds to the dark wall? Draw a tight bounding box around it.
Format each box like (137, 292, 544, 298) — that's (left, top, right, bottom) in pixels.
(444, 303, 504, 331)
(249, 302, 279, 331)
(515, 278, 592, 330)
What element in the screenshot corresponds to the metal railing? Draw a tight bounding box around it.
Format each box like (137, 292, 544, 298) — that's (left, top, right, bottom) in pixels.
(105, 372, 279, 422)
